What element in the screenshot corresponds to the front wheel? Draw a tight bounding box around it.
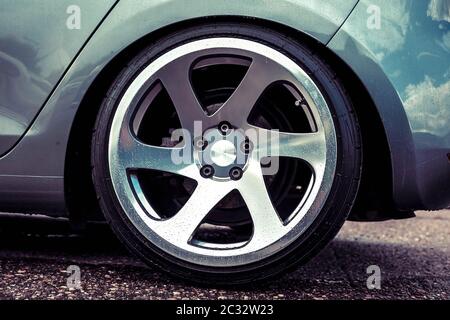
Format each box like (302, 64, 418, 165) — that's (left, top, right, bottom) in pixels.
(91, 23, 361, 285)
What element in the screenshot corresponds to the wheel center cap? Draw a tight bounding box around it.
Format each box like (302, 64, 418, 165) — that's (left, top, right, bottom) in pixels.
(210, 140, 237, 167)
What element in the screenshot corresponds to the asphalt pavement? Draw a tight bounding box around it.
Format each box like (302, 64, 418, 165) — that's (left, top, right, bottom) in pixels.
(0, 210, 448, 300)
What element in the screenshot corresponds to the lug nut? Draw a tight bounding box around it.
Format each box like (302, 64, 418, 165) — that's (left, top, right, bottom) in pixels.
(240, 140, 253, 154)
(218, 121, 232, 135)
(194, 137, 207, 150)
(229, 167, 243, 180)
(200, 165, 215, 178)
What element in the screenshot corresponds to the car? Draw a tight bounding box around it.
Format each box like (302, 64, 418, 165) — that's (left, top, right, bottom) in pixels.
(0, 0, 449, 285)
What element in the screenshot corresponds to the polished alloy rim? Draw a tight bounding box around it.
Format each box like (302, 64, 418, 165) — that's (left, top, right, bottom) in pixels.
(108, 38, 337, 267)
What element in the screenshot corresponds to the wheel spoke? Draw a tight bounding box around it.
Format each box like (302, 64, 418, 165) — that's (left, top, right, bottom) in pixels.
(117, 127, 199, 180)
(238, 159, 285, 243)
(251, 127, 327, 174)
(156, 182, 234, 245)
(213, 57, 293, 127)
(158, 55, 208, 133)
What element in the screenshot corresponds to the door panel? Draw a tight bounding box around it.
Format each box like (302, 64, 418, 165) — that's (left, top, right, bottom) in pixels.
(0, 0, 116, 155)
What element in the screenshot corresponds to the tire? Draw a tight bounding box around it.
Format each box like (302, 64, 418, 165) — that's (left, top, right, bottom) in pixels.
(91, 22, 362, 285)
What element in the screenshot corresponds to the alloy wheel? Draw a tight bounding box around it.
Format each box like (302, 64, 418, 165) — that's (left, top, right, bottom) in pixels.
(107, 37, 337, 267)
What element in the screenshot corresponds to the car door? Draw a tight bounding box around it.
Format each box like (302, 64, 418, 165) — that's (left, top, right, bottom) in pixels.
(0, 0, 117, 156)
